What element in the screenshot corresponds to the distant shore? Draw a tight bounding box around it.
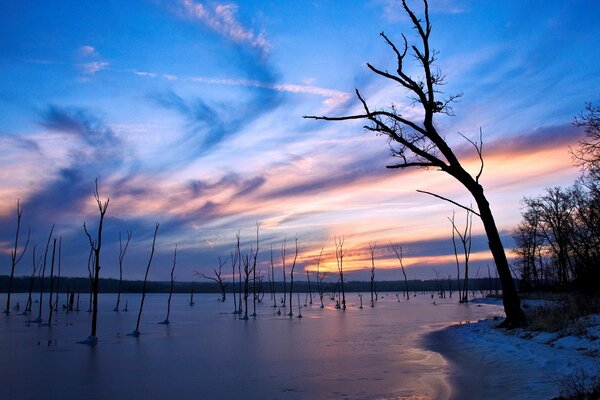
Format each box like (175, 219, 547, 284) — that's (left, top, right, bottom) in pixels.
(0, 275, 503, 294)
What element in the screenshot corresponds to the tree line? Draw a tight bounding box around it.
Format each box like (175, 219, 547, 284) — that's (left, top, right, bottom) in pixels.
(512, 103, 599, 293)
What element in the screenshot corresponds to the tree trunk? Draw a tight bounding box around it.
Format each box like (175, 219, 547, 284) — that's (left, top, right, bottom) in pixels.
(470, 183, 525, 327)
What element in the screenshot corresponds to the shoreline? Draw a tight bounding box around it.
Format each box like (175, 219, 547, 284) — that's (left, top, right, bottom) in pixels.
(423, 315, 600, 400)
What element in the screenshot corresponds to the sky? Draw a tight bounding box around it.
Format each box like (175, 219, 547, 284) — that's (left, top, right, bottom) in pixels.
(1, 0, 599, 283)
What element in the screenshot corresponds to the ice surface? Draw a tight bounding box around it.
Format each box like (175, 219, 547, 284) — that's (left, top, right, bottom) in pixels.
(1, 292, 501, 399)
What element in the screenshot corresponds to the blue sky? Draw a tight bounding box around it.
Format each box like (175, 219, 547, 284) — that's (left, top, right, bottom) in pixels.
(1, 0, 599, 282)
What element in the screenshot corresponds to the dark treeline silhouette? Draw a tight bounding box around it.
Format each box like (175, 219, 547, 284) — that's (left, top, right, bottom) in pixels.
(0, 275, 505, 295)
(512, 103, 599, 293)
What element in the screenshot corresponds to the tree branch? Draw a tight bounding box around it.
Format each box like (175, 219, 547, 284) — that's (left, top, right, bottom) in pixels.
(416, 189, 481, 217)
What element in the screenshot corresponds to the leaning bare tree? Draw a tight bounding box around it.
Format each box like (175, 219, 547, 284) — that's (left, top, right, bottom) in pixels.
(83, 179, 109, 343)
(131, 223, 159, 337)
(390, 242, 410, 300)
(5, 200, 30, 314)
(305, 0, 523, 327)
(160, 244, 177, 325)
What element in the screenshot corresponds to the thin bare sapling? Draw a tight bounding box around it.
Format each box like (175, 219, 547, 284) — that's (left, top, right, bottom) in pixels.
(131, 223, 159, 337)
(114, 231, 132, 312)
(82, 179, 110, 343)
(390, 242, 410, 300)
(287, 236, 299, 317)
(5, 200, 30, 314)
(160, 244, 177, 325)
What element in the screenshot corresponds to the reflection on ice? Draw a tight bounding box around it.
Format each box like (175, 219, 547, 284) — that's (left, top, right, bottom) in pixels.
(0, 292, 501, 399)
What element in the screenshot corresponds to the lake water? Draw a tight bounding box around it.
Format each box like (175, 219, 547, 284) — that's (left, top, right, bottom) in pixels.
(0, 292, 501, 399)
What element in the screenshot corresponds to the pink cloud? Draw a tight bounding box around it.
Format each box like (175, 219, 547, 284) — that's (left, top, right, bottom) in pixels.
(179, 0, 268, 54)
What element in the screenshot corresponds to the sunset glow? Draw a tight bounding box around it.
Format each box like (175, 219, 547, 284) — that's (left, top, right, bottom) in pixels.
(0, 1, 598, 281)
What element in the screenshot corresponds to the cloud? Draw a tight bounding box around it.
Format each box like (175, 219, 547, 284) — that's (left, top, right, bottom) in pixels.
(78, 61, 109, 75)
(178, 0, 268, 55)
(131, 69, 351, 106)
(79, 45, 98, 58)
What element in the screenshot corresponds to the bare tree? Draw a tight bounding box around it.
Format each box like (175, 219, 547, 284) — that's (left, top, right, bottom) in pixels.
(572, 103, 600, 179)
(33, 226, 54, 324)
(131, 223, 159, 337)
(199, 256, 228, 302)
(5, 200, 30, 314)
(25, 245, 40, 313)
(449, 209, 473, 303)
(53, 238, 62, 312)
(305, 0, 524, 327)
(242, 254, 251, 320)
(287, 236, 299, 317)
(335, 236, 346, 310)
(315, 248, 326, 308)
(160, 245, 177, 325)
(236, 232, 243, 314)
(270, 245, 277, 307)
(47, 239, 57, 327)
(369, 243, 376, 307)
(114, 231, 132, 312)
(306, 269, 313, 305)
(390, 242, 410, 300)
(83, 179, 109, 343)
(251, 223, 260, 317)
(281, 236, 287, 307)
(231, 249, 238, 312)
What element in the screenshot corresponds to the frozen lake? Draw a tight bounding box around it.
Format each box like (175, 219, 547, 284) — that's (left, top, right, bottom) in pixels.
(1, 292, 501, 399)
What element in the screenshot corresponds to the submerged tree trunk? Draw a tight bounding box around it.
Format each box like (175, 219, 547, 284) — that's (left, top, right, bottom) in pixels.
(47, 240, 57, 327)
(5, 200, 30, 315)
(161, 245, 177, 325)
(115, 231, 132, 312)
(132, 223, 159, 336)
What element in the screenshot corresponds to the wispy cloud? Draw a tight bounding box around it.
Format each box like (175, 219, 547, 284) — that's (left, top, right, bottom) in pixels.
(178, 0, 268, 54)
(79, 61, 109, 76)
(79, 45, 98, 58)
(131, 68, 351, 106)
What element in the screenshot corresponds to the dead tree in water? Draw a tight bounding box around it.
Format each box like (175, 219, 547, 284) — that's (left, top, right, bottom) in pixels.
(287, 236, 299, 317)
(270, 246, 277, 307)
(390, 242, 410, 300)
(86, 248, 94, 312)
(335, 237, 346, 310)
(5, 200, 30, 314)
(242, 254, 251, 320)
(449, 209, 473, 303)
(160, 245, 177, 325)
(315, 248, 326, 308)
(306, 270, 313, 305)
(251, 223, 260, 317)
(131, 223, 159, 337)
(369, 243, 376, 307)
(83, 180, 109, 343)
(281, 236, 287, 307)
(25, 245, 40, 313)
(47, 239, 57, 326)
(33, 226, 54, 324)
(114, 231, 132, 312)
(304, 0, 524, 327)
(236, 232, 243, 314)
(199, 256, 228, 302)
(231, 249, 238, 312)
(53, 238, 62, 312)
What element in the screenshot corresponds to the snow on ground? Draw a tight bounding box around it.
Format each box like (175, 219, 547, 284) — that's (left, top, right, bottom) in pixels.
(428, 298, 600, 400)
